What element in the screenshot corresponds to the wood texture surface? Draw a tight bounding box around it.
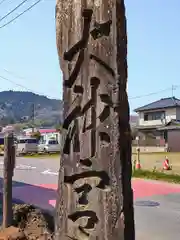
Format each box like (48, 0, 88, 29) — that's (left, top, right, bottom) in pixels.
(55, 1, 135, 239)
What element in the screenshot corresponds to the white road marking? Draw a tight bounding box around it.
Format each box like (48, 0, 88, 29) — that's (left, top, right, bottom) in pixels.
(15, 164, 36, 170)
(0, 161, 36, 170)
(41, 169, 58, 176)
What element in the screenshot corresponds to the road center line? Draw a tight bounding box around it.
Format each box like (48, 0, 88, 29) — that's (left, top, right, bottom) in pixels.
(41, 169, 58, 176)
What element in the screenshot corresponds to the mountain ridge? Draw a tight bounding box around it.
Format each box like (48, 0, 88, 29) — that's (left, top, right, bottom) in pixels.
(0, 90, 138, 128)
(0, 90, 63, 126)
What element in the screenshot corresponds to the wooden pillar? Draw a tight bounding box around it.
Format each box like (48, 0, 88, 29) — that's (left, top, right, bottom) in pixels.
(3, 133, 15, 228)
(55, 0, 135, 239)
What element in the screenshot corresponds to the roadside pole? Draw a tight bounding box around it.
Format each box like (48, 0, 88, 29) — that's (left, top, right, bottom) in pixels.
(3, 133, 16, 228)
(31, 103, 35, 133)
(136, 136, 141, 169)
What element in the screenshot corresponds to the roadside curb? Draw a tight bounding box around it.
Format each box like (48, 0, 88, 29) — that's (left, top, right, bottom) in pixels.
(132, 177, 180, 188)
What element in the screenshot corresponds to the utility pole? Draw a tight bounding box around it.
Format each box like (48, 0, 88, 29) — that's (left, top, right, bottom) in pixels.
(171, 85, 177, 97)
(31, 103, 35, 133)
(3, 133, 16, 228)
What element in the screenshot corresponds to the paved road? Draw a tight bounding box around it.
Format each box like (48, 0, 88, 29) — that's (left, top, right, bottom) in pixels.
(0, 156, 60, 212)
(0, 156, 60, 185)
(0, 156, 180, 239)
(134, 179, 180, 239)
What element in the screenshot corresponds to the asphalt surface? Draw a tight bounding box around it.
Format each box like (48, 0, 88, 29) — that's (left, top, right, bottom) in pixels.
(134, 180, 180, 240)
(0, 155, 60, 185)
(0, 156, 180, 239)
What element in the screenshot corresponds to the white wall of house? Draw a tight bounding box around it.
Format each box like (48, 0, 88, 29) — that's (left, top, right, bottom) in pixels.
(23, 128, 38, 136)
(138, 107, 177, 126)
(40, 132, 61, 143)
(176, 108, 180, 120)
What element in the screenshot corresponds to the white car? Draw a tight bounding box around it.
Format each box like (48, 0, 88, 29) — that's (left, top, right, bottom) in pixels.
(16, 137, 38, 155)
(38, 139, 60, 153)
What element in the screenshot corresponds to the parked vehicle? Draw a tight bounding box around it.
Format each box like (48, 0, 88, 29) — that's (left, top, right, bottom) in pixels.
(38, 139, 60, 153)
(0, 137, 4, 145)
(0, 137, 4, 155)
(16, 136, 38, 155)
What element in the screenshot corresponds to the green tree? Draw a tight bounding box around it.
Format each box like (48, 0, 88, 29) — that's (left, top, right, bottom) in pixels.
(55, 123, 62, 132)
(31, 131, 41, 141)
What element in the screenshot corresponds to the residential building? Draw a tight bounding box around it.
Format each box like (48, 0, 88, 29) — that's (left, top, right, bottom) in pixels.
(23, 128, 61, 143)
(23, 128, 38, 136)
(2, 125, 14, 133)
(134, 97, 180, 150)
(39, 128, 61, 143)
(158, 120, 180, 151)
(134, 97, 180, 131)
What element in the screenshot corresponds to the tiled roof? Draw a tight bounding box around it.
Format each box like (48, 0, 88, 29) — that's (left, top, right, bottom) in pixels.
(39, 129, 57, 134)
(134, 97, 180, 112)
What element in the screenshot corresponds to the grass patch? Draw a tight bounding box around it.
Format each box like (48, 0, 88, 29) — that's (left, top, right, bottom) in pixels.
(132, 152, 180, 175)
(133, 169, 180, 184)
(22, 153, 60, 158)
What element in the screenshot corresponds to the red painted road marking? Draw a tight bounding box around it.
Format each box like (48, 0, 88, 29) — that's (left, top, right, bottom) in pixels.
(49, 200, 56, 207)
(132, 179, 180, 199)
(11, 184, 57, 210)
(37, 180, 180, 207)
(9, 179, 180, 209)
(35, 184, 57, 190)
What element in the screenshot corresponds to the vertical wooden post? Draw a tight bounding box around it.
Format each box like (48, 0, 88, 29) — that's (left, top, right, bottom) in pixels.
(137, 147, 140, 164)
(3, 133, 15, 228)
(55, 0, 135, 239)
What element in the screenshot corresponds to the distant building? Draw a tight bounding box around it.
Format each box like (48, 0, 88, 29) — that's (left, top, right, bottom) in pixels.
(39, 128, 61, 143)
(23, 127, 61, 143)
(2, 125, 14, 133)
(134, 97, 180, 133)
(22, 128, 38, 136)
(134, 97, 180, 151)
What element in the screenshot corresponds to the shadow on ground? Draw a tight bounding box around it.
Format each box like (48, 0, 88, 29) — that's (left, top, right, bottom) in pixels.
(0, 177, 57, 213)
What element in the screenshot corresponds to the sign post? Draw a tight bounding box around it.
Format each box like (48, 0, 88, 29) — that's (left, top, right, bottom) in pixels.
(3, 133, 15, 228)
(55, 1, 135, 239)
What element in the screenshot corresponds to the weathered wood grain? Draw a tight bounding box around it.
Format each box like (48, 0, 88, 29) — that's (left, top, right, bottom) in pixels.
(55, 1, 135, 239)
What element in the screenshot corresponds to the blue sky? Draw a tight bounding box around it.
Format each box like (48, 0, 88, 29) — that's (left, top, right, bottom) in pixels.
(0, 0, 180, 113)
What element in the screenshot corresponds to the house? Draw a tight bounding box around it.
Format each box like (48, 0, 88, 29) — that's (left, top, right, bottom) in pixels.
(23, 128, 61, 143)
(39, 128, 61, 143)
(134, 97, 180, 131)
(158, 120, 180, 152)
(134, 97, 180, 149)
(23, 128, 38, 136)
(2, 125, 14, 133)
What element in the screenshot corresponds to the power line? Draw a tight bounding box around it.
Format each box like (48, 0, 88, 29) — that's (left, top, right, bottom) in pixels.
(0, 75, 34, 92)
(1, 71, 42, 92)
(0, 74, 54, 98)
(0, 0, 43, 29)
(171, 84, 178, 97)
(2, 67, 62, 100)
(129, 86, 180, 100)
(1, 67, 180, 100)
(1, 66, 180, 101)
(2, 69, 59, 99)
(0, 0, 29, 23)
(1, 70, 180, 102)
(3, 68, 29, 80)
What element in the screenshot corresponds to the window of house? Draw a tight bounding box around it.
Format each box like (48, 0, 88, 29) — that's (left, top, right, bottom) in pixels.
(144, 113, 148, 121)
(144, 111, 165, 121)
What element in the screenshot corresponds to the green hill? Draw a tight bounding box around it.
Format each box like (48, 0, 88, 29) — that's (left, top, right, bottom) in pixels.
(0, 91, 63, 127)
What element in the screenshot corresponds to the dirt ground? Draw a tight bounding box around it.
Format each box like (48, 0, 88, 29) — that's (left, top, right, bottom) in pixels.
(11, 204, 54, 240)
(132, 152, 180, 174)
